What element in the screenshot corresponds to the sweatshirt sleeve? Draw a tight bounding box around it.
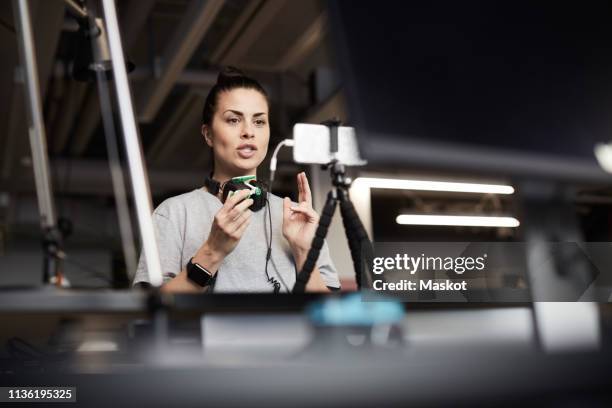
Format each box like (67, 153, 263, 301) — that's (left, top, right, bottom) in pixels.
(132, 199, 185, 287)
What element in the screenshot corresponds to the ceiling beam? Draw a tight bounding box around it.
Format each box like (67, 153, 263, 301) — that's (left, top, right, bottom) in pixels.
(275, 12, 326, 71)
(219, 0, 287, 66)
(120, 0, 156, 50)
(1, 159, 208, 196)
(153, 93, 204, 166)
(137, 0, 225, 123)
(209, 0, 262, 63)
(147, 91, 202, 166)
(51, 62, 219, 87)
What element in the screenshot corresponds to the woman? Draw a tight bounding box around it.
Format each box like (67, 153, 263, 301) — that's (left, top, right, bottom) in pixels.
(133, 67, 340, 293)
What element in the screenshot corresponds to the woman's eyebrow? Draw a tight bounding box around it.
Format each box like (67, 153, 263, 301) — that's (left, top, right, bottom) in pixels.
(223, 110, 267, 117)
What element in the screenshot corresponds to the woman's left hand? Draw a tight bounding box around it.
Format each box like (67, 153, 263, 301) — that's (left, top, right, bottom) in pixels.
(282, 172, 319, 258)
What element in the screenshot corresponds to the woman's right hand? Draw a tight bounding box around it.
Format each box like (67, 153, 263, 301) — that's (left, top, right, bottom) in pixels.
(163, 189, 253, 293)
(202, 189, 253, 259)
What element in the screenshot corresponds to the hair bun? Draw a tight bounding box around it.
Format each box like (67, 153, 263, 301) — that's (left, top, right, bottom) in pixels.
(217, 66, 246, 84)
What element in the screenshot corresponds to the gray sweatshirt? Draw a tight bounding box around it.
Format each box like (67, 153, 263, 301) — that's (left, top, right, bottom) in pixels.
(133, 188, 340, 292)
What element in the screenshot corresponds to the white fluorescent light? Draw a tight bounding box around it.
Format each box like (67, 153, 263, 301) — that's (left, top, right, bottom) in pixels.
(354, 177, 514, 194)
(396, 214, 520, 227)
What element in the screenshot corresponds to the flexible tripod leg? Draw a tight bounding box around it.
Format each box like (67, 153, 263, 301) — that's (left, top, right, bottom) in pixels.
(338, 191, 375, 289)
(293, 191, 338, 293)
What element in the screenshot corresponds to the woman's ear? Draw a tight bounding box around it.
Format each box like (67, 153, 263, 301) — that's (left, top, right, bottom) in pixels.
(201, 124, 213, 147)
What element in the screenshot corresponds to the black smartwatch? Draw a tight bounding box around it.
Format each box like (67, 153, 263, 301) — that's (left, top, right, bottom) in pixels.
(186, 257, 216, 287)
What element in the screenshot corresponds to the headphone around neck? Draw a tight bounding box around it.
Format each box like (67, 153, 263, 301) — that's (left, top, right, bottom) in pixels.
(204, 174, 268, 212)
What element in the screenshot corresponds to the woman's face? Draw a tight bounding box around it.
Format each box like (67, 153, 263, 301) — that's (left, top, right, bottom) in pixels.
(203, 88, 270, 177)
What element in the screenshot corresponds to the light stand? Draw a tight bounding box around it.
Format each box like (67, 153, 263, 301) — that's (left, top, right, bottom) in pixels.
(84, 0, 138, 282)
(13, 0, 65, 285)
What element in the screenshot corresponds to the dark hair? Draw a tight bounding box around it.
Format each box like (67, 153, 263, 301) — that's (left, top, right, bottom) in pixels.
(202, 66, 269, 126)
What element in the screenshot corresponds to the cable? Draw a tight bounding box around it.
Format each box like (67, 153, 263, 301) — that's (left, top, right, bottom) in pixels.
(266, 138, 299, 291)
(269, 138, 295, 191)
(263, 198, 280, 293)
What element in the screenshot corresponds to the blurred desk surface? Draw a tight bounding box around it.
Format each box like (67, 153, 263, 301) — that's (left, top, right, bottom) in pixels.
(0, 289, 331, 314)
(0, 288, 532, 313)
(0, 288, 148, 313)
(6, 343, 612, 407)
(0, 289, 611, 405)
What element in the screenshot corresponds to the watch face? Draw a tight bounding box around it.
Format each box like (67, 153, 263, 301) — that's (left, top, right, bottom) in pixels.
(187, 259, 214, 287)
(194, 263, 212, 276)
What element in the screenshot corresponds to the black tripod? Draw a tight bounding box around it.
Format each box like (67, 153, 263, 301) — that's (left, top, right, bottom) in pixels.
(293, 121, 375, 293)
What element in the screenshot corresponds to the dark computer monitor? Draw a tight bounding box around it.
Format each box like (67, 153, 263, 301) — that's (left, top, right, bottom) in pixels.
(328, 0, 612, 182)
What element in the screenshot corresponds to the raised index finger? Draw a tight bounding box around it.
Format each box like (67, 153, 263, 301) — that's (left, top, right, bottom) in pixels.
(298, 172, 312, 206)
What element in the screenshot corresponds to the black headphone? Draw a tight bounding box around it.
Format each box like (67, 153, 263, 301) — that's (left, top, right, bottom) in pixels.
(204, 174, 267, 212)
(204, 173, 285, 293)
